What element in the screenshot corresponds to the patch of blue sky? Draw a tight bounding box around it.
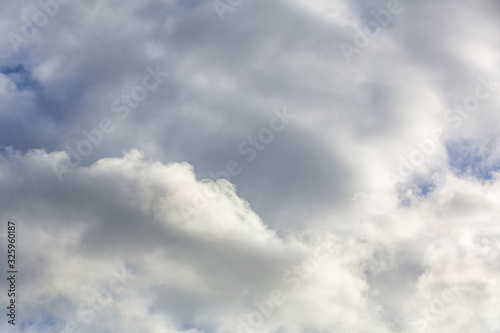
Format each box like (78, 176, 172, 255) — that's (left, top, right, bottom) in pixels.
(413, 176, 435, 196)
(0, 146, 22, 166)
(0, 64, 41, 92)
(19, 315, 59, 332)
(396, 174, 437, 208)
(447, 140, 500, 180)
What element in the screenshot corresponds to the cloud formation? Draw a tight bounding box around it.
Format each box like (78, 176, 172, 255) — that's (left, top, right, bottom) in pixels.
(0, 0, 500, 332)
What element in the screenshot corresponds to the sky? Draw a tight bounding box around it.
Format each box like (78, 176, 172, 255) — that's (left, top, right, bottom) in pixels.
(0, 0, 500, 332)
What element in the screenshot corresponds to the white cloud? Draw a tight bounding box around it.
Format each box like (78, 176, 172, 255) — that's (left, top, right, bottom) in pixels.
(0, 149, 498, 332)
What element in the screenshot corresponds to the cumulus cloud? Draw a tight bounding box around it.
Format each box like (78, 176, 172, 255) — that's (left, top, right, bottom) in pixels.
(0, 150, 386, 332)
(0, 148, 498, 332)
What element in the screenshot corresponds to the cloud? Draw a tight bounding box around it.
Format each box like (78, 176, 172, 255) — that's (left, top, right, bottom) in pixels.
(1, 0, 500, 332)
(0, 149, 383, 332)
(0, 149, 498, 332)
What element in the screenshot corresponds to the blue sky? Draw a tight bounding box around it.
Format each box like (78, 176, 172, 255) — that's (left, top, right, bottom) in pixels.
(0, 64, 40, 91)
(447, 139, 500, 180)
(0, 0, 500, 332)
